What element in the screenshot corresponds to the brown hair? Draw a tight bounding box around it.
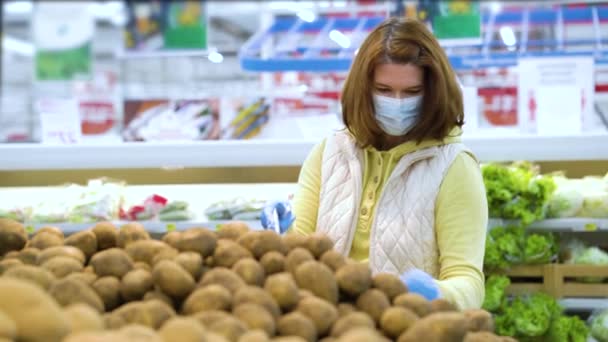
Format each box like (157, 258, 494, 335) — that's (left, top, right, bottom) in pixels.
(341, 17, 464, 148)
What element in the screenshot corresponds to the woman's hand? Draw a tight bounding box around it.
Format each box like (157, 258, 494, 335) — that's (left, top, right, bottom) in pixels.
(400, 269, 441, 301)
(260, 200, 296, 234)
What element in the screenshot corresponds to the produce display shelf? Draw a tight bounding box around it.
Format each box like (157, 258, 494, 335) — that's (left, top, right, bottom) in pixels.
(560, 298, 608, 311)
(489, 218, 608, 232)
(239, 5, 608, 72)
(27, 221, 263, 235)
(2, 133, 608, 170)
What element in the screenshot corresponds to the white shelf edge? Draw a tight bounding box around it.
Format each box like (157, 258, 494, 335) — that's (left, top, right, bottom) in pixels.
(560, 298, 608, 311)
(1, 134, 608, 170)
(489, 218, 608, 232)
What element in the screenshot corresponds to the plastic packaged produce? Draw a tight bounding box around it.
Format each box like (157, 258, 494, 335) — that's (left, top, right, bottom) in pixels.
(589, 309, 608, 342)
(68, 179, 126, 222)
(484, 225, 557, 271)
(546, 178, 584, 218)
(205, 198, 266, 221)
(563, 240, 608, 283)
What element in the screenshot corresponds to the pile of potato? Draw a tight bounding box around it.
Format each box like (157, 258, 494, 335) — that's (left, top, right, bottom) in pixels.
(0, 218, 515, 342)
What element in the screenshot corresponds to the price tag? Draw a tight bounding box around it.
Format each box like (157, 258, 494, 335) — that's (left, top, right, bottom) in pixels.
(37, 98, 82, 144)
(582, 223, 598, 232)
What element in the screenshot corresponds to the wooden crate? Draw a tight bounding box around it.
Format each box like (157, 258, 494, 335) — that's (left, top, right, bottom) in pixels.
(503, 264, 608, 298)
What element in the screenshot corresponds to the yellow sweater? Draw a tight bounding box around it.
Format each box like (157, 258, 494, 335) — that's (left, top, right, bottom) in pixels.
(291, 129, 488, 310)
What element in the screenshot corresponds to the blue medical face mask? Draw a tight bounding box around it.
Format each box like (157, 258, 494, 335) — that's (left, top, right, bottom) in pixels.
(373, 94, 422, 136)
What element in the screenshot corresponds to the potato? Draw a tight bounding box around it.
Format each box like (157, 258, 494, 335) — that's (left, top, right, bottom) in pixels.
(277, 312, 317, 342)
(106, 300, 175, 330)
(207, 315, 248, 342)
(41, 256, 84, 278)
(0, 219, 28, 256)
(356, 289, 390, 323)
(63, 331, 128, 342)
(13, 247, 40, 265)
(295, 261, 339, 304)
(152, 248, 180, 265)
(64, 303, 104, 332)
(37, 245, 86, 265)
(239, 231, 287, 259)
(175, 252, 203, 279)
(234, 286, 281, 320)
(297, 296, 338, 336)
(0, 259, 22, 275)
(182, 285, 232, 314)
(233, 258, 265, 286)
(214, 239, 253, 268)
(337, 303, 356, 317)
(264, 272, 299, 311)
(207, 331, 232, 342)
(36, 226, 64, 239)
(463, 331, 505, 342)
(217, 221, 250, 240)
(162, 231, 181, 247)
(49, 277, 105, 312)
(159, 317, 207, 342)
(66, 272, 98, 286)
(379, 306, 418, 338)
(0, 311, 16, 340)
(319, 250, 346, 272)
(330, 312, 375, 337)
(372, 273, 408, 301)
(134, 261, 152, 272)
(272, 338, 307, 342)
(3, 264, 56, 289)
(282, 233, 308, 252)
(397, 312, 467, 342)
(117, 222, 150, 248)
(125, 240, 173, 265)
(199, 267, 246, 294)
(29, 232, 63, 250)
(393, 293, 432, 317)
(91, 222, 118, 250)
(174, 228, 217, 257)
(430, 298, 457, 313)
(305, 234, 333, 258)
(285, 248, 314, 275)
(144, 289, 174, 308)
(118, 324, 163, 342)
(90, 248, 134, 278)
(233, 303, 276, 337)
(335, 263, 371, 297)
(65, 230, 98, 260)
(92, 276, 121, 311)
(0, 277, 70, 342)
(193, 310, 233, 327)
(238, 330, 270, 342)
(463, 309, 494, 332)
(260, 251, 285, 275)
(337, 327, 388, 342)
(121, 269, 153, 301)
(152, 260, 195, 299)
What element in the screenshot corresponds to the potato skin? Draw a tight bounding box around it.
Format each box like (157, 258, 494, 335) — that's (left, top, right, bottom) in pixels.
(234, 286, 281, 320)
(282, 233, 308, 252)
(330, 312, 376, 337)
(260, 251, 285, 275)
(217, 221, 250, 240)
(92, 276, 122, 311)
(233, 258, 265, 286)
(372, 273, 408, 301)
(182, 285, 232, 315)
(49, 277, 105, 313)
(174, 228, 217, 257)
(239, 231, 286, 259)
(199, 267, 246, 294)
(174, 252, 203, 279)
(125, 240, 174, 265)
(159, 317, 207, 342)
(91, 222, 118, 250)
(356, 289, 390, 323)
(106, 299, 176, 330)
(3, 265, 56, 290)
(36, 226, 64, 239)
(380, 306, 419, 338)
(463, 309, 495, 332)
(335, 262, 372, 297)
(117, 223, 150, 248)
(65, 230, 98, 260)
(393, 293, 432, 317)
(233, 303, 276, 337)
(264, 272, 299, 311)
(294, 261, 339, 304)
(89, 248, 134, 278)
(13, 247, 40, 265)
(152, 260, 195, 299)
(305, 234, 334, 258)
(285, 248, 314, 275)
(41, 256, 84, 278)
(430, 298, 457, 313)
(297, 296, 338, 337)
(319, 250, 346, 272)
(206, 315, 248, 342)
(214, 239, 253, 268)
(277, 312, 317, 342)
(120, 269, 153, 302)
(397, 312, 467, 342)
(0, 259, 22, 275)
(29, 232, 63, 250)
(0, 219, 28, 256)
(463, 331, 505, 342)
(0, 310, 16, 340)
(63, 303, 104, 333)
(37, 246, 86, 265)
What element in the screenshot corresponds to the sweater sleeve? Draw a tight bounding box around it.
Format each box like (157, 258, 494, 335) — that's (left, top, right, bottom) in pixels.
(434, 152, 488, 310)
(290, 139, 326, 236)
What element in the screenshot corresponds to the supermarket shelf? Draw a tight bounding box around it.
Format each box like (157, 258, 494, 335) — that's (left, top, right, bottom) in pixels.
(1, 133, 608, 170)
(489, 218, 608, 232)
(29, 220, 263, 235)
(560, 298, 608, 311)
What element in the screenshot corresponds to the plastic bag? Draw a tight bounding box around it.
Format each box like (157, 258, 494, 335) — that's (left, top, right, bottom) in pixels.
(205, 198, 265, 220)
(564, 240, 608, 283)
(589, 309, 608, 342)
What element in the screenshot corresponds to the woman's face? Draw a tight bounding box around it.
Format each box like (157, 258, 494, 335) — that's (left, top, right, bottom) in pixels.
(373, 63, 423, 99)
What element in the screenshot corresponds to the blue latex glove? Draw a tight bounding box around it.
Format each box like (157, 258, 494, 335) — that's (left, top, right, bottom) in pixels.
(260, 200, 295, 234)
(400, 269, 441, 301)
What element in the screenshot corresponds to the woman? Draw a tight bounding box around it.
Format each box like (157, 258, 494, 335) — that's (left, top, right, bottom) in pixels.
(262, 17, 487, 310)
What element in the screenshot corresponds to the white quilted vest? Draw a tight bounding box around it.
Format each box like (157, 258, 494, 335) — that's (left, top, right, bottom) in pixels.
(316, 131, 471, 277)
